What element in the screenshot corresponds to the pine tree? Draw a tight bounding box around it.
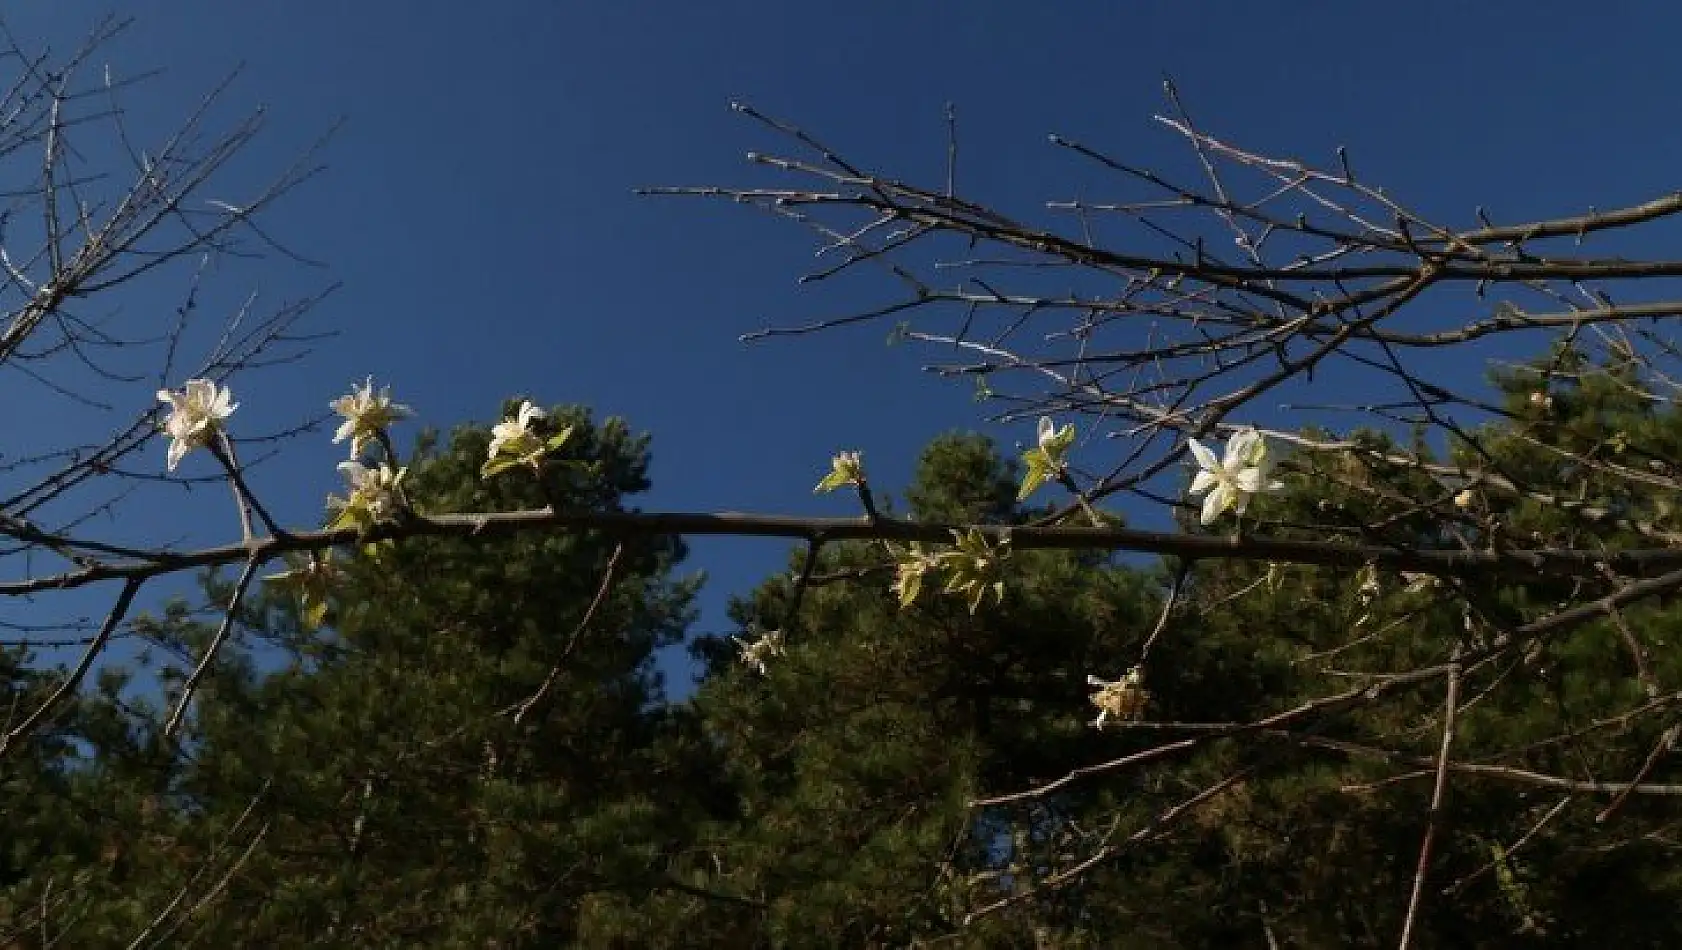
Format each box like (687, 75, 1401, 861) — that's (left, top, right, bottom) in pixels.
(676, 433, 1162, 946)
(2, 406, 731, 947)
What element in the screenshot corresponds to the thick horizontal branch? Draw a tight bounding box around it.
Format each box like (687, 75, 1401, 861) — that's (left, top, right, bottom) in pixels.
(12, 507, 1682, 597)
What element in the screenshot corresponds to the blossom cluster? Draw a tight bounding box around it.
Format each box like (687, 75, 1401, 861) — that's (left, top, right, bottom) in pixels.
(153, 378, 573, 629)
(149, 382, 1301, 727)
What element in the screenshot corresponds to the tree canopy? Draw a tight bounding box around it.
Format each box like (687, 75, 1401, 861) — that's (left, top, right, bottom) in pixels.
(9, 12, 1682, 948)
(13, 369, 1682, 946)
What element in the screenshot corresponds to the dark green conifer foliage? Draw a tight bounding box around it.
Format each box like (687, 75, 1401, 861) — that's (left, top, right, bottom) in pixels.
(2, 407, 733, 947)
(11, 355, 1682, 946)
(678, 350, 1682, 946)
(681, 433, 1162, 946)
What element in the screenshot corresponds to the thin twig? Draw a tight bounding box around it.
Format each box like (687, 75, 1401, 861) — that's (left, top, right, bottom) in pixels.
(163, 555, 260, 740)
(513, 542, 626, 726)
(1398, 645, 1463, 949)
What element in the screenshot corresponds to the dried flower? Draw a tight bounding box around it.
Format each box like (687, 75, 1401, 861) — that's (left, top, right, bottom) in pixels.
(1088, 667, 1149, 729)
(734, 628, 785, 675)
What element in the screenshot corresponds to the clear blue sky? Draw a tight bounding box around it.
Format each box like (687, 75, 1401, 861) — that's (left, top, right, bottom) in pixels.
(13, 2, 1682, 697)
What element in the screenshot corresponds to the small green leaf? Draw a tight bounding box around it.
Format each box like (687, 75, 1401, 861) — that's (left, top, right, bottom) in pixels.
(1045, 423, 1076, 456)
(327, 508, 366, 534)
(481, 456, 523, 478)
(546, 426, 574, 450)
(1018, 448, 1058, 501)
(814, 471, 851, 494)
(899, 571, 922, 608)
(814, 451, 865, 494)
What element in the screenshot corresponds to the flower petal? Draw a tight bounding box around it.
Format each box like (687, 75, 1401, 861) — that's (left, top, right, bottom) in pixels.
(1189, 470, 1218, 496)
(1233, 467, 1264, 493)
(1188, 438, 1219, 472)
(1224, 428, 1262, 471)
(1200, 483, 1232, 525)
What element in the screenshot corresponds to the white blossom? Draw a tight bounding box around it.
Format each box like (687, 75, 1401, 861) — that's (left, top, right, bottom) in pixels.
(1037, 416, 1073, 457)
(331, 377, 411, 458)
(488, 400, 545, 462)
(329, 460, 407, 530)
(1019, 416, 1076, 500)
(1186, 426, 1283, 526)
(156, 379, 237, 471)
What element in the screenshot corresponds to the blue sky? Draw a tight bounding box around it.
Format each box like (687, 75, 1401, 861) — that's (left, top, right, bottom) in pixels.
(12, 2, 1682, 698)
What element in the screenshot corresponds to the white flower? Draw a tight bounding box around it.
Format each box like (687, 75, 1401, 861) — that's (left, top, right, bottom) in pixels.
(328, 460, 407, 531)
(331, 377, 411, 458)
(488, 400, 546, 462)
(1454, 488, 1476, 509)
(1088, 667, 1148, 730)
(338, 461, 405, 519)
(734, 629, 785, 675)
(1018, 417, 1077, 500)
(482, 399, 573, 479)
(1038, 416, 1073, 456)
(1186, 426, 1283, 526)
(157, 379, 237, 471)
